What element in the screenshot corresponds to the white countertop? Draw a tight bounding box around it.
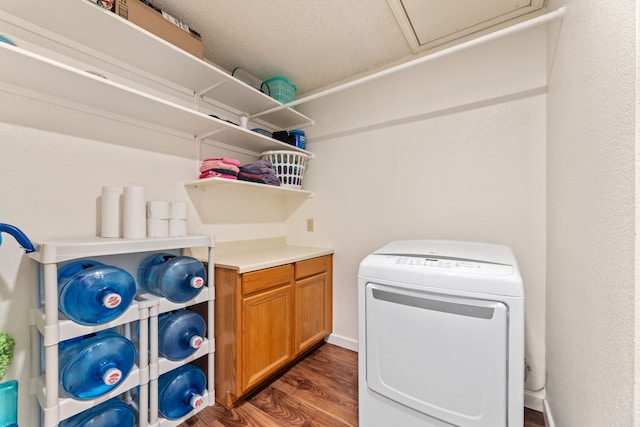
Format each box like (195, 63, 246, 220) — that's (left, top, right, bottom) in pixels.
(214, 245, 334, 273)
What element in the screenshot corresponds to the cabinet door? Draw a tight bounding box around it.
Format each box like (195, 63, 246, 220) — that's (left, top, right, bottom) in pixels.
(241, 284, 293, 392)
(295, 271, 331, 354)
(294, 255, 333, 355)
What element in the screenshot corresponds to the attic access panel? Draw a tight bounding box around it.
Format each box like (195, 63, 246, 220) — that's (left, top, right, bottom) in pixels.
(388, 0, 545, 52)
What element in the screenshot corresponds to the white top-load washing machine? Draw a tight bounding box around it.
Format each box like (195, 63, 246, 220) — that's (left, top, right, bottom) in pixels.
(358, 240, 524, 427)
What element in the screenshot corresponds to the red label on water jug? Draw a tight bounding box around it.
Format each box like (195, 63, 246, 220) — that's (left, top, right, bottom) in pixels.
(191, 336, 204, 349)
(191, 277, 204, 289)
(192, 395, 204, 408)
(104, 293, 122, 309)
(104, 368, 122, 385)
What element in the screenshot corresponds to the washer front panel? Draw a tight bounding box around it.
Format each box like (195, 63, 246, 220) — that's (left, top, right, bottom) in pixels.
(365, 281, 508, 427)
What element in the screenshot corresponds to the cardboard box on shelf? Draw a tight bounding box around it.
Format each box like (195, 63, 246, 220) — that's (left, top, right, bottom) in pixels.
(114, 0, 204, 59)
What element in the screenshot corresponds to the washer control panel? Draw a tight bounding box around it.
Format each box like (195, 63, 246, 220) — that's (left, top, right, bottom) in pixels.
(375, 254, 513, 275)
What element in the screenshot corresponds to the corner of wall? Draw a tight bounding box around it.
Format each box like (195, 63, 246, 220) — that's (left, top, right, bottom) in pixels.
(325, 333, 358, 352)
(543, 398, 557, 427)
(524, 388, 545, 411)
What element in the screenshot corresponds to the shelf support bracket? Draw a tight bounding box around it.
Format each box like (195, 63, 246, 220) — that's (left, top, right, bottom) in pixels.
(197, 81, 227, 99)
(195, 81, 228, 112)
(239, 114, 249, 129)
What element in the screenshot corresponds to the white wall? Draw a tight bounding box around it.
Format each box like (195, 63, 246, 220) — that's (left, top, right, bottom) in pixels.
(288, 25, 549, 392)
(545, 0, 637, 425)
(637, 10, 640, 423)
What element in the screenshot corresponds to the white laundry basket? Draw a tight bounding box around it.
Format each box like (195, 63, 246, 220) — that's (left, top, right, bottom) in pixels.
(260, 150, 310, 189)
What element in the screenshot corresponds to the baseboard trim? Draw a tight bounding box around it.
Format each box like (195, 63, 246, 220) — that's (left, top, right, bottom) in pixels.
(543, 398, 556, 427)
(524, 388, 545, 411)
(326, 333, 358, 352)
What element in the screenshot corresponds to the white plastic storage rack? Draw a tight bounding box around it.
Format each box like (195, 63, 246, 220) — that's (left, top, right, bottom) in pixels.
(28, 235, 215, 427)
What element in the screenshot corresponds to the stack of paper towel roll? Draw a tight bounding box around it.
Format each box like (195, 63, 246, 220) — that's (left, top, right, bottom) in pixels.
(146, 201, 170, 238)
(100, 185, 188, 239)
(169, 202, 188, 236)
(123, 186, 146, 239)
(101, 185, 124, 238)
(100, 185, 148, 239)
(146, 201, 188, 237)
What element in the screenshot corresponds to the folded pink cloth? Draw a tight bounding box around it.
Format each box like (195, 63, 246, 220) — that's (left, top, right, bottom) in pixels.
(200, 160, 240, 174)
(199, 171, 238, 180)
(203, 157, 241, 166)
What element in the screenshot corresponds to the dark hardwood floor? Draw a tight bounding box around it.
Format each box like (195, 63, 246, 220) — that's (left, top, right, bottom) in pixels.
(182, 343, 545, 427)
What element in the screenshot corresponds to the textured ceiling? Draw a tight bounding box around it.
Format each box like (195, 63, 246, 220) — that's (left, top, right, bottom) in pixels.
(149, 0, 414, 96)
(148, 1, 545, 97)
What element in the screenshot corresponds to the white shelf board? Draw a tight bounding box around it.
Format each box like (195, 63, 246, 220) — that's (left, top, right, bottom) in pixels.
(33, 303, 143, 345)
(28, 235, 214, 264)
(0, 87, 201, 156)
(137, 287, 213, 315)
(184, 178, 313, 223)
(200, 84, 312, 130)
(153, 390, 214, 427)
(36, 365, 144, 427)
(156, 343, 212, 377)
(0, 41, 312, 155)
(185, 177, 314, 198)
(0, 0, 312, 130)
(202, 125, 313, 156)
(0, 43, 224, 135)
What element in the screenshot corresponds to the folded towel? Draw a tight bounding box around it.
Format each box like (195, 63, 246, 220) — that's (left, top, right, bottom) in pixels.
(199, 171, 238, 180)
(261, 174, 281, 186)
(200, 160, 240, 174)
(203, 157, 241, 166)
(208, 168, 238, 176)
(238, 170, 263, 181)
(238, 161, 281, 186)
(241, 160, 276, 175)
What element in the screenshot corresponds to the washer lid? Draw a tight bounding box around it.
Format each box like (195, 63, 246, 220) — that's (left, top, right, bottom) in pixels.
(372, 240, 516, 266)
(360, 240, 523, 297)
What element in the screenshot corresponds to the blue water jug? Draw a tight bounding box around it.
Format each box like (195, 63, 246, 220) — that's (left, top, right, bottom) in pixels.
(137, 253, 206, 303)
(158, 310, 206, 361)
(59, 397, 136, 427)
(59, 331, 136, 399)
(58, 260, 136, 325)
(158, 364, 206, 420)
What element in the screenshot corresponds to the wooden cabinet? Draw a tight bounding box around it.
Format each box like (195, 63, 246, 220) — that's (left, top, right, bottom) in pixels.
(294, 256, 333, 355)
(240, 265, 294, 392)
(215, 255, 333, 407)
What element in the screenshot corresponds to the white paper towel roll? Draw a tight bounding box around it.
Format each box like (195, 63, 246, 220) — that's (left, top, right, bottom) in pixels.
(147, 201, 170, 219)
(147, 218, 169, 238)
(169, 202, 188, 220)
(123, 185, 146, 239)
(100, 186, 123, 238)
(168, 218, 187, 237)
